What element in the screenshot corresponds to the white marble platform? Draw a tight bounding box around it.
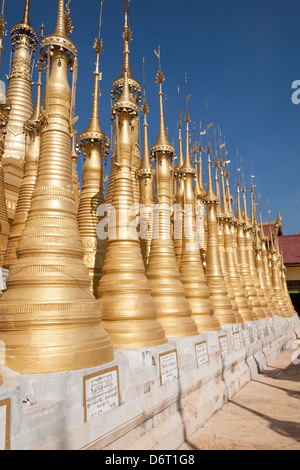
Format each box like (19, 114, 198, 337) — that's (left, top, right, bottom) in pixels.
(0, 314, 298, 451)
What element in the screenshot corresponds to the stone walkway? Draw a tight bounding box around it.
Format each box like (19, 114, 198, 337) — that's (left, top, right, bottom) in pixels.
(180, 342, 300, 450)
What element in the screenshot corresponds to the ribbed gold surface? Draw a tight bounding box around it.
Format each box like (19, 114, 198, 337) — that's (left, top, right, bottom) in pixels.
(0, 136, 10, 267)
(3, 39, 34, 164)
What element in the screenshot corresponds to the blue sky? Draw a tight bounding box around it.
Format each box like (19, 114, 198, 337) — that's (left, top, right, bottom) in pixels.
(2, 0, 300, 234)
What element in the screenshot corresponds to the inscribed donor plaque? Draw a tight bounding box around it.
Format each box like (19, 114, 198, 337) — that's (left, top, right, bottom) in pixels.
(0, 399, 10, 450)
(243, 330, 251, 346)
(219, 335, 229, 358)
(159, 350, 179, 385)
(233, 332, 241, 351)
(252, 326, 258, 342)
(83, 367, 120, 422)
(267, 324, 272, 336)
(195, 341, 209, 368)
(258, 326, 264, 339)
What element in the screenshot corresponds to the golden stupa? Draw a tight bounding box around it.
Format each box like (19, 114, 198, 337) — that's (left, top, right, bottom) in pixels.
(0, 0, 114, 374)
(97, 3, 166, 349)
(0, 0, 296, 380)
(77, 15, 110, 298)
(145, 60, 198, 338)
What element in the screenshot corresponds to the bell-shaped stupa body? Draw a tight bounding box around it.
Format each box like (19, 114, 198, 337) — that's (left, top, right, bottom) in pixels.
(0, 0, 114, 374)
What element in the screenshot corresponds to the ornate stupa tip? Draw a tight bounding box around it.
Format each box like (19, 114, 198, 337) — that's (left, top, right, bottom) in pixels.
(21, 0, 30, 26)
(111, 54, 138, 117)
(77, 0, 109, 153)
(181, 86, 195, 175)
(236, 170, 244, 223)
(111, 0, 141, 100)
(137, 89, 153, 176)
(41, 0, 77, 60)
(11, 0, 37, 50)
(25, 56, 43, 126)
(0, 0, 6, 40)
(204, 135, 219, 204)
(151, 47, 174, 156)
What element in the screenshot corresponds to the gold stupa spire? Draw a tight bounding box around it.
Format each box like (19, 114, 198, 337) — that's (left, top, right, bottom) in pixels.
(98, 3, 166, 349)
(220, 156, 253, 323)
(218, 155, 243, 324)
(3, 57, 43, 269)
(257, 201, 282, 317)
(137, 66, 154, 266)
(146, 61, 198, 338)
(178, 99, 220, 332)
(106, 0, 141, 206)
(250, 183, 273, 318)
(204, 116, 236, 325)
(77, 0, 110, 297)
(0, 95, 10, 268)
(150, 47, 175, 156)
(173, 85, 184, 266)
(0, 0, 6, 86)
(0, 0, 114, 373)
(71, 135, 80, 211)
(269, 222, 290, 317)
(2, 0, 38, 224)
(241, 176, 267, 319)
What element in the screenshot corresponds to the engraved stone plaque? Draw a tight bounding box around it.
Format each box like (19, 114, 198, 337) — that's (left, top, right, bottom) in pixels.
(219, 335, 229, 358)
(267, 323, 272, 336)
(159, 350, 179, 386)
(252, 326, 258, 342)
(83, 366, 120, 422)
(243, 330, 251, 346)
(0, 399, 10, 450)
(0, 269, 9, 291)
(258, 326, 264, 338)
(233, 332, 241, 351)
(195, 341, 209, 368)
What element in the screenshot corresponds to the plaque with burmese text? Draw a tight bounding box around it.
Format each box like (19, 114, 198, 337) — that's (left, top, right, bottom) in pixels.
(159, 350, 179, 386)
(258, 326, 264, 339)
(252, 326, 258, 342)
(0, 398, 11, 450)
(267, 323, 272, 336)
(195, 341, 209, 368)
(83, 366, 120, 422)
(219, 335, 229, 358)
(233, 331, 241, 351)
(243, 330, 251, 346)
